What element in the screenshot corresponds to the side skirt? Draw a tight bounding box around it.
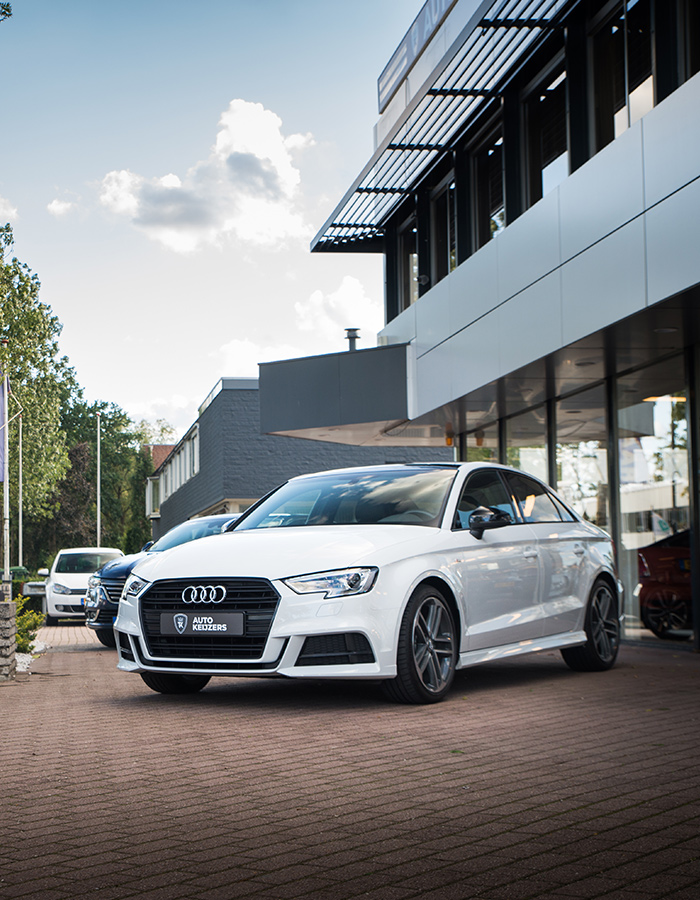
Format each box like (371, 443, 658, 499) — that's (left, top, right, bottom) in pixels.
(458, 631, 587, 669)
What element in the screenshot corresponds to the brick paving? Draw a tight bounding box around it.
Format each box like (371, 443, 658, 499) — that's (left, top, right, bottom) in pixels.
(1, 623, 699, 900)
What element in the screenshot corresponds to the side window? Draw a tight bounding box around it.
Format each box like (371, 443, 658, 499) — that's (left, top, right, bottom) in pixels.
(506, 472, 562, 524)
(551, 493, 577, 523)
(454, 469, 516, 530)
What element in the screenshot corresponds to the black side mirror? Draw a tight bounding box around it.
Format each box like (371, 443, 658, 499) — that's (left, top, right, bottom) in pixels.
(469, 506, 513, 539)
(141, 541, 154, 552)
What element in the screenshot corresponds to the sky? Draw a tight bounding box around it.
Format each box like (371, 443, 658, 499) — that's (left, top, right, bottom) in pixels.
(0, 0, 424, 437)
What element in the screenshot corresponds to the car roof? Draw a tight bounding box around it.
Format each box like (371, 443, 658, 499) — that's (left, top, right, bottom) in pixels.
(55, 547, 123, 554)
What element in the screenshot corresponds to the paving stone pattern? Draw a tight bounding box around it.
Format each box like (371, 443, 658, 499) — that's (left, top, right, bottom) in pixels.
(2, 625, 699, 900)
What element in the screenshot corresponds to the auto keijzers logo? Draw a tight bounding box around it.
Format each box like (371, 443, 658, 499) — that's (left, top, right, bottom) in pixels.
(174, 614, 188, 634)
(181, 585, 227, 604)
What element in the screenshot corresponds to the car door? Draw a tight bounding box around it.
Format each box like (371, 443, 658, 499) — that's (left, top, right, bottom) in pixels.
(449, 468, 542, 651)
(503, 471, 590, 637)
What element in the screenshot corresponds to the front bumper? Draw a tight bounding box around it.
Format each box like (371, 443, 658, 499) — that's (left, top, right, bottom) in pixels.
(115, 575, 399, 680)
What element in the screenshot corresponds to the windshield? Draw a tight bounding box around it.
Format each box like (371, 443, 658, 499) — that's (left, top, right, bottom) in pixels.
(55, 552, 121, 574)
(151, 517, 232, 551)
(235, 467, 456, 530)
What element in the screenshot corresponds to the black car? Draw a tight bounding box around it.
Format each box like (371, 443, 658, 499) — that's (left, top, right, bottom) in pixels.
(84, 514, 238, 646)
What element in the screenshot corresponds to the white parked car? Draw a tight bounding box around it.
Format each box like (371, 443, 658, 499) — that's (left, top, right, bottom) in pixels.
(45, 547, 123, 625)
(115, 463, 622, 704)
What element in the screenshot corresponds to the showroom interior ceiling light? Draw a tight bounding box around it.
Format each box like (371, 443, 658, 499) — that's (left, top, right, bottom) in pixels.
(312, 0, 567, 252)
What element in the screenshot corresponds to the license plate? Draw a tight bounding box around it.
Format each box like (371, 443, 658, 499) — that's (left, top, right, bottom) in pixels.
(159, 611, 244, 636)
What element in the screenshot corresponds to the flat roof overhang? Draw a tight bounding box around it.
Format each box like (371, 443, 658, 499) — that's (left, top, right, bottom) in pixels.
(259, 343, 449, 446)
(312, 0, 569, 254)
(260, 293, 700, 446)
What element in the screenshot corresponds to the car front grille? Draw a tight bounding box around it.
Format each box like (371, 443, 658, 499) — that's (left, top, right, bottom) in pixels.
(139, 578, 280, 661)
(101, 577, 126, 605)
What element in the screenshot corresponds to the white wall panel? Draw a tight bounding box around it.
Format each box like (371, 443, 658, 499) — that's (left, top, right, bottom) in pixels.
(560, 217, 646, 345)
(497, 188, 561, 302)
(644, 73, 700, 208)
(447, 311, 501, 410)
(646, 178, 700, 306)
(558, 122, 644, 263)
(449, 236, 499, 330)
(497, 271, 563, 375)
(379, 302, 417, 346)
(415, 276, 451, 354)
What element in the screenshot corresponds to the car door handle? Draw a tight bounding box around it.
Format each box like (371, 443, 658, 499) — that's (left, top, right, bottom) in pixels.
(574, 544, 585, 557)
(523, 547, 538, 559)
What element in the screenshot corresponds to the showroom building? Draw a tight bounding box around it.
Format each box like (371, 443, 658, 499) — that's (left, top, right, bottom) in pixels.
(259, 0, 700, 649)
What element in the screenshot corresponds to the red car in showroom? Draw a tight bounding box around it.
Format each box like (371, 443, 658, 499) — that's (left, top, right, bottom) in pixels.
(637, 530, 692, 639)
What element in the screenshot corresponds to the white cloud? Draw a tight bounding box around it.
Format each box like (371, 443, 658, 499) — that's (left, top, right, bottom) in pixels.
(47, 198, 76, 217)
(98, 99, 314, 253)
(0, 194, 18, 220)
(295, 276, 383, 349)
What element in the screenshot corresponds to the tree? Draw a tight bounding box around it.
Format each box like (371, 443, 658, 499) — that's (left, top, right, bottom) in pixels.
(1, 226, 73, 523)
(0, 5, 12, 24)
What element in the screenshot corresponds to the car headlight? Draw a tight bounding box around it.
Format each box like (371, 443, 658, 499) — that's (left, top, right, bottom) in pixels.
(52, 583, 72, 595)
(123, 575, 150, 600)
(282, 567, 378, 599)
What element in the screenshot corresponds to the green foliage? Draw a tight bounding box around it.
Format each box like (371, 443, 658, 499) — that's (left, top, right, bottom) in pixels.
(0, 4, 11, 24)
(14, 595, 44, 654)
(0, 225, 164, 567)
(1, 226, 74, 518)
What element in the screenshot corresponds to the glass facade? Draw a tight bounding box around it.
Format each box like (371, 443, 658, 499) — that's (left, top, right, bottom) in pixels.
(618, 358, 691, 642)
(456, 352, 697, 647)
(556, 385, 610, 533)
(506, 406, 548, 483)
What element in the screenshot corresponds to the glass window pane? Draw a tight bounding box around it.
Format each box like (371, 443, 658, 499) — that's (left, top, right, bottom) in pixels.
(464, 422, 499, 462)
(556, 385, 609, 531)
(455, 469, 516, 529)
(617, 358, 690, 643)
(475, 131, 504, 248)
(505, 472, 562, 523)
(506, 406, 548, 482)
(527, 67, 569, 204)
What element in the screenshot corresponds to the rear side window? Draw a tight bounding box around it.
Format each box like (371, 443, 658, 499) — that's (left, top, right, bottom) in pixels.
(505, 472, 562, 524)
(454, 469, 516, 529)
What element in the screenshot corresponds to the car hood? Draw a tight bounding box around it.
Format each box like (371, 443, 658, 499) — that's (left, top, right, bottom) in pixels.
(98, 552, 150, 579)
(131, 525, 439, 583)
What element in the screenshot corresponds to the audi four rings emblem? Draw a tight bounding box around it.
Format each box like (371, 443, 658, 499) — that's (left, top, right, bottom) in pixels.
(181, 585, 227, 603)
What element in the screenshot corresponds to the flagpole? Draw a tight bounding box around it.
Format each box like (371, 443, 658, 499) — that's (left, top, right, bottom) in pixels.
(1, 338, 9, 602)
(96, 411, 101, 548)
(18, 412, 22, 569)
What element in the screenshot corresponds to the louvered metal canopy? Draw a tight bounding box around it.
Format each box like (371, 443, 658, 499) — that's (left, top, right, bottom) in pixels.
(311, 0, 568, 253)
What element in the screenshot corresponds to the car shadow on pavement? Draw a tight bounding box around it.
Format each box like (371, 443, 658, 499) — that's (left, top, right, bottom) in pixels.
(105, 651, 590, 713)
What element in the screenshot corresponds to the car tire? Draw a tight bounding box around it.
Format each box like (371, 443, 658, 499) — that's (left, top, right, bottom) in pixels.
(95, 629, 117, 648)
(382, 584, 457, 704)
(641, 592, 690, 639)
(139, 672, 211, 694)
(561, 578, 620, 672)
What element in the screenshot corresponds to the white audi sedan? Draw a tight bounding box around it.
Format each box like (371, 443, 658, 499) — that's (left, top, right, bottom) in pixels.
(115, 463, 622, 704)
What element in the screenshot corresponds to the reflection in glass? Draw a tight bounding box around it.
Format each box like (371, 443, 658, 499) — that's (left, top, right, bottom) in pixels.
(556, 385, 609, 531)
(618, 359, 690, 642)
(464, 422, 499, 463)
(506, 406, 548, 482)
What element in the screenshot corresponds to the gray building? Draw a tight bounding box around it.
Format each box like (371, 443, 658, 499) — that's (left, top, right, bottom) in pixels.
(146, 378, 452, 539)
(260, 0, 700, 649)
